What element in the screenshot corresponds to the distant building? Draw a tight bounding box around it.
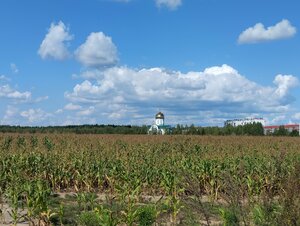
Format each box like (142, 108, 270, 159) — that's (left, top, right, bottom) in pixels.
(263, 124, 300, 135)
(148, 112, 171, 135)
(224, 118, 265, 127)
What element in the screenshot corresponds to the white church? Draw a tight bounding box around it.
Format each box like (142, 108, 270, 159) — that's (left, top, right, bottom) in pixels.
(148, 112, 171, 135)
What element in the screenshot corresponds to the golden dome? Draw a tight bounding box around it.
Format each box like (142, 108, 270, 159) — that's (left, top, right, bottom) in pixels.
(155, 112, 164, 119)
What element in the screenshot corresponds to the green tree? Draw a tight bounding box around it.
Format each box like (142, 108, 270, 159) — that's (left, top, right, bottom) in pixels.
(289, 130, 299, 137)
(273, 125, 288, 136)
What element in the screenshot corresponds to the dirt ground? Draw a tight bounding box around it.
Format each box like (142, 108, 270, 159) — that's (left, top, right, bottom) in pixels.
(0, 193, 223, 226)
(1, 203, 28, 225)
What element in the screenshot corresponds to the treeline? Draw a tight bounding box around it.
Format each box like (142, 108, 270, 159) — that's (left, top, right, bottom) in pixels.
(0, 125, 148, 134)
(271, 125, 299, 137)
(172, 122, 265, 136)
(173, 123, 299, 136)
(0, 123, 298, 136)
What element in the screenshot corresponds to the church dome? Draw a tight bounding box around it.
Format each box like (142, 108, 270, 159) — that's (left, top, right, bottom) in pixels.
(155, 112, 164, 119)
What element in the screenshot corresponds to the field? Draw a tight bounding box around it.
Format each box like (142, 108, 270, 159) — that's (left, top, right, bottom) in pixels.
(0, 134, 299, 225)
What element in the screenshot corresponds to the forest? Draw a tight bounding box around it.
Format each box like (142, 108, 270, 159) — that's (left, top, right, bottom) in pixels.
(0, 123, 298, 136)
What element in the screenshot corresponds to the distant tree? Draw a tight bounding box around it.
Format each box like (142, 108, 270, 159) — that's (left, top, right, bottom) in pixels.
(200, 127, 205, 135)
(172, 124, 182, 134)
(224, 125, 234, 135)
(188, 124, 197, 134)
(273, 125, 289, 136)
(251, 122, 264, 135)
(289, 130, 299, 137)
(235, 125, 244, 135)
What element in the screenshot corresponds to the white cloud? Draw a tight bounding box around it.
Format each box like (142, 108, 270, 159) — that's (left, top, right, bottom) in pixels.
(77, 69, 105, 80)
(273, 74, 298, 98)
(269, 115, 286, 124)
(75, 32, 118, 67)
(2, 106, 52, 125)
(38, 21, 73, 60)
(111, 0, 131, 2)
(77, 106, 95, 116)
(62, 116, 97, 126)
(64, 103, 82, 111)
(0, 84, 31, 101)
(1, 106, 19, 125)
(292, 113, 300, 120)
(64, 64, 298, 125)
(20, 109, 51, 123)
(155, 0, 182, 10)
(55, 109, 63, 114)
(10, 63, 19, 73)
(0, 75, 9, 81)
(34, 96, 49, 103)
(238, 19, 296, 44)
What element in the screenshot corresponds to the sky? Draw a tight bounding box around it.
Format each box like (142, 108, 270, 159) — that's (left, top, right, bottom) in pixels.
(0, 0, 300, 126)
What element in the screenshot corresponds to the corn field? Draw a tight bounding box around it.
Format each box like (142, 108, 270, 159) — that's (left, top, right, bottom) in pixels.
(0, 134, 299, 225)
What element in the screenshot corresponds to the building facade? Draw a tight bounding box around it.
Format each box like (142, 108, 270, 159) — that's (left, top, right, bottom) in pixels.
(224, 118, 265, 127)
(263, 124, 300, 135)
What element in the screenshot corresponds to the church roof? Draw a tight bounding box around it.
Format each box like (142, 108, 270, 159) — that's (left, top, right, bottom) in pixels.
(155, 112, 164, 119)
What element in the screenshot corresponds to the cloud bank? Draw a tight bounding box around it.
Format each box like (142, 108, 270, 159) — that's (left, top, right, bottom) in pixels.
(64, 64, 298, 124)
(238, 19, 296, 44)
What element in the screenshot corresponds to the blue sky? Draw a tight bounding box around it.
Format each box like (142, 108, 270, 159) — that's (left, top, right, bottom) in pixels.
(0, 0, 299, 126)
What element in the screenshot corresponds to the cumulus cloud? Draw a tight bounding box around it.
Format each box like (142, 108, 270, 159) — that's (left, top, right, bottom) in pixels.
(0, 84, 31, 101)
(77, 106, 95, 116)
(273, 74, 298, 98)
(238, 19, 296, 44)
(38, 21, 73, 60)
(62, 116, 97, 126)
(75, 32, 118, 67)
(64, 103, 82, 111)
(155, 0, 182, 10)
(268, 115, 286, 124)
(34, 96, 49, 103)
(76, 69, 105, 80)
(64, 64, 298, 125)
(0, 75, 9, 81)
(292, 113, 300, 120)
(20, 109, 51, 123)
(1, 106, 19, 125)
(10, 63, 19, 73)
